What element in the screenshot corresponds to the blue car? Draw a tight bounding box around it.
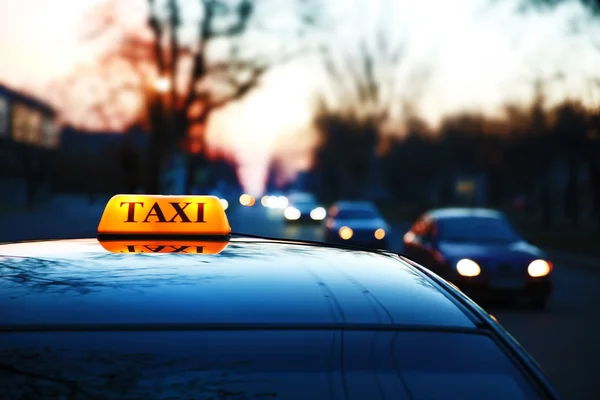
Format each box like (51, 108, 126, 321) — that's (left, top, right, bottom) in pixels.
(324, 201, 390, 250)
(403, 208, 553, 308)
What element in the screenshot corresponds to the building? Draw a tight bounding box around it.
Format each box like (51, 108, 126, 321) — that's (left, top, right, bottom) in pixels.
(0, 84, 59, 207)
(0, 84, 59, 149)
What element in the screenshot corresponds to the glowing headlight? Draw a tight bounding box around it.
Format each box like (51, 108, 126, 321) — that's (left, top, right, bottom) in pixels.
(284, 206, 301, 220)
(528, 259, 552, 277)
(219, 198, 229, 210)
(261, 196, 270, 207)
(339, 226, 353, 240)
(456, 259, 481, 277)
(239, 194, 255, 206)
(266, 196, 277, 208)
(310, 207, 326, 220)
(276, 196, 288, 209)
(374, 228, 386, 240)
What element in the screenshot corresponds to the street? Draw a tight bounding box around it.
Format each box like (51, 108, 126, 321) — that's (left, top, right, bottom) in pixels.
(2, 199, 600, 399)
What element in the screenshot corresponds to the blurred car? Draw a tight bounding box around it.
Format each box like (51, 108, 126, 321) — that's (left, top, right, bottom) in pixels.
(402, 208, 553, 308)
(324, 200, 390, 249)
(284, 193, 326, 223)
(0, 194, 561, 399)
(261, 192, 288, 209)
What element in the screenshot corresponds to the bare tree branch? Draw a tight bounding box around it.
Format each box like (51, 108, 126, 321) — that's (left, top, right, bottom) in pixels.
(54, 0, 323, 191)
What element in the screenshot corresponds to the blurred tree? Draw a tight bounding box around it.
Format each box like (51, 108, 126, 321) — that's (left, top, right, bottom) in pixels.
(526, 80, 553, 226)
(550, 101, 589, 226)
(62, 0, 323, 193)
(117, 127, 141, 193)
(518, 0, 600, 14)
(312, 20, 429, 201)
(382, 125, 438, 205)
(588, 112, 600, 230)
(312, 114, 379, 202)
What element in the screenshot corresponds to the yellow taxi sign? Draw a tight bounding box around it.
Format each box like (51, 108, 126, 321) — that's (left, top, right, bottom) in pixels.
(97, 195, 231, 238)
(98, 240, 229, 254)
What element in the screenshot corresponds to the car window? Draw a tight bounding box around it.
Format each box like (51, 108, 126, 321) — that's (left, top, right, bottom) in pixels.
(437, 216, 521, 243)
(293, 200, 315, 207)
(1, 330, 545, 399)
(336, 209, 377, 219)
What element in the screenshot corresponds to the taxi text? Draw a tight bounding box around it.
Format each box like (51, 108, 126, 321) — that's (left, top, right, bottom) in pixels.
(120, 201, 206, 223)
(120, 244, 205, 253)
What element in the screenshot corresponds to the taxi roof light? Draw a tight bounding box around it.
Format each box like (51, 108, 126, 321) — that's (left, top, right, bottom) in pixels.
(97, 194, 231, 239)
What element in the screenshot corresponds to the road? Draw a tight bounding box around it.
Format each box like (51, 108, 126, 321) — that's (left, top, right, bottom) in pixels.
(2, 199, 600, 399)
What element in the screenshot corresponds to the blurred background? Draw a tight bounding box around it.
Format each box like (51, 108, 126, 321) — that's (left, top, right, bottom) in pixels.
(1, 0, 600, 398)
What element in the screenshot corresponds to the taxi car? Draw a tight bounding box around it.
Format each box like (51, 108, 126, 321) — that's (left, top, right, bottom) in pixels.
(402, 208, 553, 308)
(324, 200, 390, 249)
(0, 195, 561, 399)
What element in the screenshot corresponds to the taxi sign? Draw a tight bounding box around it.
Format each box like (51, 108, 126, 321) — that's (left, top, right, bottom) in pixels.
(98, 240, 229, 254)
(97, 194, 231, 239)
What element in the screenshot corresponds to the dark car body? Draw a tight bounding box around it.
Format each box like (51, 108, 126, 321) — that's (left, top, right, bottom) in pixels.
(402, 208, 553, 307)
(324, 201, 390, 250)
(0, 237, 561, 399)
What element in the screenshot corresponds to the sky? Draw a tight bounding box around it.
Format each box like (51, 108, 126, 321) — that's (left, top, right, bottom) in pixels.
(0, 0, 102, 88)
(1, 0, 600, 194)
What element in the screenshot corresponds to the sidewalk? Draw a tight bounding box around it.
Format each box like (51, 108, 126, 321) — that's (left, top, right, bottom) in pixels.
(0, 194, 110, 243)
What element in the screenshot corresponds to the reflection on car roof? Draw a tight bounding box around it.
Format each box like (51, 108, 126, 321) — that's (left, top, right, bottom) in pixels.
(426, 207, 504, 220)
(0, 238, 475, 330)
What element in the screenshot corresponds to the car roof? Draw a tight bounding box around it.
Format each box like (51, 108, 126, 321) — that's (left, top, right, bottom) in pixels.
(290, 196, 316, 203)
(288, 192, 315, 201)
(0, 238, 477, 330)
(332, 201, 377, 210)
(425, 207, 505, 220)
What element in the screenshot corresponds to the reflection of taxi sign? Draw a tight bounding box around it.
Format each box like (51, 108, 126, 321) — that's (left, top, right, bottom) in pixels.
(97, 195, 231, 254)
(98, 240, 229, 255)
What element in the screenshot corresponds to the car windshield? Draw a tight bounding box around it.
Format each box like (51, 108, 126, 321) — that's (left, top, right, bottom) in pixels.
(293, 200, 315, 208)
(336, 209, 378, 219)
(1, 330, 543, 399)
(437, 216, 521, 243)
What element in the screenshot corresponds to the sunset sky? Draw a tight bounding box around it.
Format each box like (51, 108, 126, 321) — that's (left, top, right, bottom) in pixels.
(1, 0, 600, 194)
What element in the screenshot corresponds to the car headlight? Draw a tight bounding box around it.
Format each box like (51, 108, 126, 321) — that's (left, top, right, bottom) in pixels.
(284, 206, 301, 220)
(339, 226, 353, 240)
(219, 198, 228, 210)
(456, 259, 481, 277)
(275, 196, 288, 209)
(310, 207, 326, 220)
(239, 194, 255, 206)
(528, 259, 552, 277)
(374, 228, 386, 240)
(261, 196, 270, 207)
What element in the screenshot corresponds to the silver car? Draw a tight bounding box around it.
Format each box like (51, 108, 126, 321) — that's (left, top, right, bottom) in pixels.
(324, 200, 390, 249)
